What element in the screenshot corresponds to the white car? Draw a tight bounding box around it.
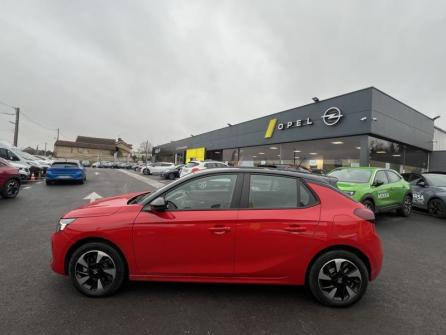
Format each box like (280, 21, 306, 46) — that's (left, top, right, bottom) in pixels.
(142, 162, 174, 175)
(180, 160, 228, 177)
(9, 161, 30, 181)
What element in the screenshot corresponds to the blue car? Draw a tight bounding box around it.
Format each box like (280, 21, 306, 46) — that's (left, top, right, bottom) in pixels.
(46, 160, 86, 185)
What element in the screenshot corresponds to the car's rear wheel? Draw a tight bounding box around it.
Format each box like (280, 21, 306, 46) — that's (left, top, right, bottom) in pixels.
(68, 242, 126, 297)
(397, 194, 412, 217)
(428, 198, 446, 218)
(308, 250, 368, 307)
(1, 178, 20, 198)
(361, 199, 375, 213)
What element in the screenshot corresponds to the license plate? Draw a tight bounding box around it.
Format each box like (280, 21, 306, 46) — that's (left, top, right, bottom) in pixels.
(56, 176, 72, 179)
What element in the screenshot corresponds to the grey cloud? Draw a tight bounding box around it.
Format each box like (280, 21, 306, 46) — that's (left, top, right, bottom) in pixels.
(0, 0, 445, 149)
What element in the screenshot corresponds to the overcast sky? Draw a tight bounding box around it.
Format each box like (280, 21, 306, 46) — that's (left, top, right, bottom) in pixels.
(1, 0, 445, 150)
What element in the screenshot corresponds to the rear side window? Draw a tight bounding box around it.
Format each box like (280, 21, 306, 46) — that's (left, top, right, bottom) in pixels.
(185, 162, 199, 168)
(204, 163, 216, 168)
(247, 174, 317, 209)
(386, 171, 401, 183)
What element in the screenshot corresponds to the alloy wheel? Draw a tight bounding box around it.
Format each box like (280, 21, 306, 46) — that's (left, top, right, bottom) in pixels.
(74, 250, 116, 293)
(6, 179, 19, 197)
(429, 199, 445, 217)
(403, 196, 412, 215)
(318, 258, 363, 303)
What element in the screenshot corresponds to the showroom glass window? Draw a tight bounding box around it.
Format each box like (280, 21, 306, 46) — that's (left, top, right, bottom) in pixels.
(237, 136, 362, 173)
(165, 174, 238, 210)
(368, 136, 428, 173)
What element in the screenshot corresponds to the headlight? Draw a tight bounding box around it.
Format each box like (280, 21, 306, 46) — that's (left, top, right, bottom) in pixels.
(344, 191, 355, 196)
(57, 218, 76, 231)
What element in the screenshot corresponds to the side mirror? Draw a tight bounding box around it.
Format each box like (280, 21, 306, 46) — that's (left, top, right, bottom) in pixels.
(416, 180, 426, 187)
(148, 197, 167, 211)
(373, 180, 384, 187)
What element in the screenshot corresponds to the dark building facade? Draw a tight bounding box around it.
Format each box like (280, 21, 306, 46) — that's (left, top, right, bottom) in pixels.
(154, 87, 445, 173)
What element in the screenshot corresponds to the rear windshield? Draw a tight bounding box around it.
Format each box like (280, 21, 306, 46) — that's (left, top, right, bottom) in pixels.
(52, 162, 79, 168)
(328, 169, 372, 183)
(185, 162, 199, 168)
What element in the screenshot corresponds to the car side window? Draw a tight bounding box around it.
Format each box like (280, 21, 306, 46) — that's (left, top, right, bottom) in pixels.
(374, 171, 388, 185)
(248, 174, 303, 209)
(165, 174, 238, 210)
(204, 163, 216, 168)
(386, 171, 401, 183)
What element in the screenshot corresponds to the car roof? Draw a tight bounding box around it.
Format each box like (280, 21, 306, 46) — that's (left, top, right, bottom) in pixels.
(189, 167, 335, 184)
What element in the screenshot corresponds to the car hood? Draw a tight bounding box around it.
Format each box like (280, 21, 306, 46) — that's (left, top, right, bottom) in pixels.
(64, 192, 148, 218)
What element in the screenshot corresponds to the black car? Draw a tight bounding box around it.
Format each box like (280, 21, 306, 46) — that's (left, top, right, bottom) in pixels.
(161, 164, 184, 180)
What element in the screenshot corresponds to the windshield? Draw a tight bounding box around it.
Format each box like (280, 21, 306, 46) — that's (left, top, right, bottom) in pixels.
(328, 169, 372, 183)
(10, 148, 36, 161)
(424, 174, 446, 187)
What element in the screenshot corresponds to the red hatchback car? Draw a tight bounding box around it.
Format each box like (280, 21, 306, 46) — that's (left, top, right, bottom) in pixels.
(0, 158, 21, 199)
(51, 168, 383, 307)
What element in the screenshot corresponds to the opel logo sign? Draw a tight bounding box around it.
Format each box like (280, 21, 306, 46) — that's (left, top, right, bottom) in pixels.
(322, 107, 343, 126)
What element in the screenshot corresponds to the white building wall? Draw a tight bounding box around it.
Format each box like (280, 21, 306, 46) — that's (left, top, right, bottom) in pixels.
(433, 127, 446, 150)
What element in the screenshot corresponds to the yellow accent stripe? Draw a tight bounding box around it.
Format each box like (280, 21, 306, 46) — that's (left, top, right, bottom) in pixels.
(264, 119, 277, 138)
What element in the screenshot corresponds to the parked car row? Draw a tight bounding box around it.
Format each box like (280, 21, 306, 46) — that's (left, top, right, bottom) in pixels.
(91, 161, 138, 169)
(0, 141, 53, 180)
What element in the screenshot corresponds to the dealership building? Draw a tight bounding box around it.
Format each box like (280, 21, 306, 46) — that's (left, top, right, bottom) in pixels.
(153, 87, 446, 173)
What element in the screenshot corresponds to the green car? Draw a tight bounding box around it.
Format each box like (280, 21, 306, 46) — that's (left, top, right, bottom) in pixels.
(328, 167, 412, 216)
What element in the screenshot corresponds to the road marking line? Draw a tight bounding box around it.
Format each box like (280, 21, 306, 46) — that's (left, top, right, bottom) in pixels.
(23, 186, 31, 190)
(83, 192, 103, 203)
(117, 169, 165, 189)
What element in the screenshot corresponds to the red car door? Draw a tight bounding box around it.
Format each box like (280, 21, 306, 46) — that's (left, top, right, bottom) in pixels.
(235, 174, 321, 281)
(133, 173, 241, 276)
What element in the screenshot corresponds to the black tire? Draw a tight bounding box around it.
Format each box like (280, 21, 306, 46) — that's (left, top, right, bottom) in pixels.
(1, 178, 20, 198)
(69, 242, 126, 297)
(308, 250, 369, 307)
(397, 194, 412, 217)
(168, 173, 175, 180)
(428, 198, 446, 218)
(361, 199, 375, 213)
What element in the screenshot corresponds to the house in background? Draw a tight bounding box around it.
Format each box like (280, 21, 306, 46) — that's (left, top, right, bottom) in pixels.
(54, 136, 132, 161)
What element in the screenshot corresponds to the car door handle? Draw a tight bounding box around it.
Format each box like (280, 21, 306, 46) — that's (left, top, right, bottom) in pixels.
(284, 225, 307, 233)
(208, 226, 231, 235)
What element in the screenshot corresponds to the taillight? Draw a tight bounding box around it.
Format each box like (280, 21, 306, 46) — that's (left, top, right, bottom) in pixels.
(353, 207, 375, 224)
(191, 167, 200, 173)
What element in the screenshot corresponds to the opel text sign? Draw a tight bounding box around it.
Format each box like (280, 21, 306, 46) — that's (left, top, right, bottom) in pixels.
(264, 107, 344, 138)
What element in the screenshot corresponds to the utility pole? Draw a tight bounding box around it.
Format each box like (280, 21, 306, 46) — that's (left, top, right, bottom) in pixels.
(13, 108, 19, 146)
(44, 142, 47, 155)
(145, 140, 149, 165)
(57, 128, 60, 141)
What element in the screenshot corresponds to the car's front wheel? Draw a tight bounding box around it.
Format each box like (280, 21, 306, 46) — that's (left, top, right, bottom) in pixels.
(428, 198, 446, 218)
(68, 242, 126, 297)
(308, 250, 369, 307)
(168, 173, 175, 180)
(397, 194, 412, 217)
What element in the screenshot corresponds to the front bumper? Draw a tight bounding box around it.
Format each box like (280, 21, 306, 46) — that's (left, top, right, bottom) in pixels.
(51, 231, 73, 275)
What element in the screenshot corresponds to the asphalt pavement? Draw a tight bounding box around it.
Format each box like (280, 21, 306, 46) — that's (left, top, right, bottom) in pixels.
(0, 168, 445, 335)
